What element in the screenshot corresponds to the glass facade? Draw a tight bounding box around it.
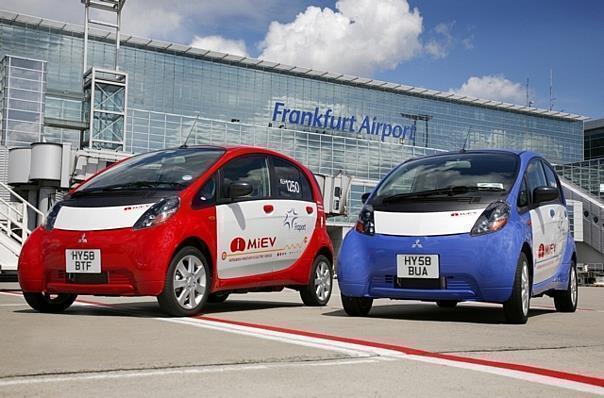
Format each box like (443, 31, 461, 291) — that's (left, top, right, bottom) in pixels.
(0, 13, 588, 224)
(0, 55, 46, 146)
(584, 119, 604, 160)
(0, 16, 584, 164)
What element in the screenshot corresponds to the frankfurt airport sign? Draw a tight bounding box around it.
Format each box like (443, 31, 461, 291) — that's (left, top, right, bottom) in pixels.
(272, 102, 416, 142)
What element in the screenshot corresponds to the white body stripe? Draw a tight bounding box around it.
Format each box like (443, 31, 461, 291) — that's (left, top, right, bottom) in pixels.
(54, 204, 154, 231)
(216, 200, 316, 279)
(374, 208, 485, 236)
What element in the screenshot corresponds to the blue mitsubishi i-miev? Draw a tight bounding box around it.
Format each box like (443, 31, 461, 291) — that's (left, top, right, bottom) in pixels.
(337, 150, 578, 324)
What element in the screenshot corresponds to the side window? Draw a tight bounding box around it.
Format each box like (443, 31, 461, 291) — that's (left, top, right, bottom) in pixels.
(272, 157, 313, 201)
(517, 178, 529, 208)
(542, 161, 563, 203)
(525, 159, 547, 203)
(220, 156, 270, 200)
(192, 174, 216, 209)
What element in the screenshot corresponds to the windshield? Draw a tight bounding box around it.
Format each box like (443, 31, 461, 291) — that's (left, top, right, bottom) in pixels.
(375, 152, 518, 202)
(76, 148, 225, 194)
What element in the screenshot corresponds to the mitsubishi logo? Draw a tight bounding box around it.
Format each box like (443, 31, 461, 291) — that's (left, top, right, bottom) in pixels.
(78, 233, 88, 244)
(412, 239, 422, 248)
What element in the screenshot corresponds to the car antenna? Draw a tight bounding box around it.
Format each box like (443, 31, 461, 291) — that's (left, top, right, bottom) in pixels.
(180, 113, 201, 148)
(460, 126, 472, 153)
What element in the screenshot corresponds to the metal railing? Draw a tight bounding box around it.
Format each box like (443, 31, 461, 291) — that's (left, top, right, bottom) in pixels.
(0, 182, 45, 256)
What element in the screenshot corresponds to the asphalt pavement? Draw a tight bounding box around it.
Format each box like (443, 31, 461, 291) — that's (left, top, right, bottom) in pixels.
(0, 283, 602, 397)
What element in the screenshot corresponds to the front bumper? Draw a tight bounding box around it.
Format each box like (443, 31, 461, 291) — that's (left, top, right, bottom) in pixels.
(18, 225, 177, 296)
(337, 228, 522, 303)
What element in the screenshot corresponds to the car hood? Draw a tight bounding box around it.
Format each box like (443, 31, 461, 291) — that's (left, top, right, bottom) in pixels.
(373, 207, 487, 236)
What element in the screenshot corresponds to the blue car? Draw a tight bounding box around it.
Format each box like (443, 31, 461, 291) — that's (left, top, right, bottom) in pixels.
(337, 150, 578, 324)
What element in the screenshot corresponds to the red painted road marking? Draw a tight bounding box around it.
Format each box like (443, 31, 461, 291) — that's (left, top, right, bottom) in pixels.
(197, 315, 604, 388)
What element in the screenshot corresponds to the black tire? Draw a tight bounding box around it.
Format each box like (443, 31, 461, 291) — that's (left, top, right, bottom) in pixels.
(23, 292, 77, 313)
(503, 251, 531, 324)
(436, 300, 458, 308)
(300, 255, 333, 306)
(554, 262, 578, 312)
(341, 294, 373, 316)
(207, 292, 230, 304)
(157, 247, 211, 317)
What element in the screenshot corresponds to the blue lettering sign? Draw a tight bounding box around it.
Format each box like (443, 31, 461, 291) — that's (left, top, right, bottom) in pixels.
(272, 102, 418, 142)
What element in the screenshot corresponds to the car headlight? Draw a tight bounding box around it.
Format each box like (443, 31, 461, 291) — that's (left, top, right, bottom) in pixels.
(355, 204, 375, 235)
(133, 197, 180, 230)
(470, 201, 510, 236)
(43, 201, 64, 231)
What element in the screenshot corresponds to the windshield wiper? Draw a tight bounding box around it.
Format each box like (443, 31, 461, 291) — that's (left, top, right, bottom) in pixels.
(381, 185, 504, 203)
(74, 181, 186, 195)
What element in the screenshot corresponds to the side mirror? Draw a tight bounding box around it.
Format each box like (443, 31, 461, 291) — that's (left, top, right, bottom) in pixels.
(228, 182, 253, 199)
(361, 192, 371, 204)
(533, 186, 559, 204)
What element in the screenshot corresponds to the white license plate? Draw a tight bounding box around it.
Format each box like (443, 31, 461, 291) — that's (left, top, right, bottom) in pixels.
(66, 249, 101, 273)
(397, 254, 439, 279)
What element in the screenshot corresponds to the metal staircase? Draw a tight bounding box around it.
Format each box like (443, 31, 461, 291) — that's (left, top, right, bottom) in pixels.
(0, 182, 44, 275)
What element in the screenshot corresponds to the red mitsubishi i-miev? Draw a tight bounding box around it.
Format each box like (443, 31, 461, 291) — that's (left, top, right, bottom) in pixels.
(18, 145, 334, 316)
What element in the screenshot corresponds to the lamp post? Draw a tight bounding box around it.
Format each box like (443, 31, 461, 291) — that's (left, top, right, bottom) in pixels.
(401, 113, 433, 147)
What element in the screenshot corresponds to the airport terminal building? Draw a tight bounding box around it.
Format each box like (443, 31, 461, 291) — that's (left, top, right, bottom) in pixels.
(0, 8, 596, 256)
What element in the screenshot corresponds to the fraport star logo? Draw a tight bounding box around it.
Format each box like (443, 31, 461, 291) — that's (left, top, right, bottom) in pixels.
(272, 102, 416, 142)
(283, 208, 299, 230)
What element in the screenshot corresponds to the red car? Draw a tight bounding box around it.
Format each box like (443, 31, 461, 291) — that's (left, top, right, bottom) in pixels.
(19, 145, 334, 316)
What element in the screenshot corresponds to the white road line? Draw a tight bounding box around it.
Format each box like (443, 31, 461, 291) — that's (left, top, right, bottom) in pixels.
(0, 358, 379, 387)
(161, 317, 604, 396)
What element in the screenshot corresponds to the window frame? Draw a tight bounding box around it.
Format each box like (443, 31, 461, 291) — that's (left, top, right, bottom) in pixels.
(268, 155, 314, 202)
(540, 159, 564, 205)
(216, 154, 272, 204)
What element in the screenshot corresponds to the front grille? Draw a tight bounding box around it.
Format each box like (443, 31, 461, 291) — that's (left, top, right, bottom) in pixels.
(396, 278, 442, 289)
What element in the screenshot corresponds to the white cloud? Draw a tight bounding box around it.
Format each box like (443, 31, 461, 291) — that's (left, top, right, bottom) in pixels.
(0, 0, 282, 42)
(258, 0, 423, 76)
(450, 75, 526, 105)
(425, 22, 454, 59)
(190, 35, 249, 57)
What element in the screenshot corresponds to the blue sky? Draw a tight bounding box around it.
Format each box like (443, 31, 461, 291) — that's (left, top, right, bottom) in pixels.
(3, 0, 603, 118)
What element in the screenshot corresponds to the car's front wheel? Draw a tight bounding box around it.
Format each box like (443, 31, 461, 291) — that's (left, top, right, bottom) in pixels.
(157, 247, 210, 316)
(300, 255, 333, 306)
(554, 261, 578, 312)
(23, 292, 77, 313)
(503, 251, 531, 324)
(341, 294, 373, 316)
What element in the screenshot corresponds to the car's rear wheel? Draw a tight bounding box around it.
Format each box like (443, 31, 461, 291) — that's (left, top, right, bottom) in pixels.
(503, 251, 530, 324)
(436, 300, 458, 308)
(300, 255, 333, 306)
(23, 292, 77, 313)
(157, 247, 210, 316)
(207, 292, 230, 304)
(341, 294, 373, 316)
(554, 261, 578, 312)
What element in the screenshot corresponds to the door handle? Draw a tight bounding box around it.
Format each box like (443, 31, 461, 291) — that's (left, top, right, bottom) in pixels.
(306, 206, 314, 214)
(549, 209, 555, 218)
(263, 204, 274, 214)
